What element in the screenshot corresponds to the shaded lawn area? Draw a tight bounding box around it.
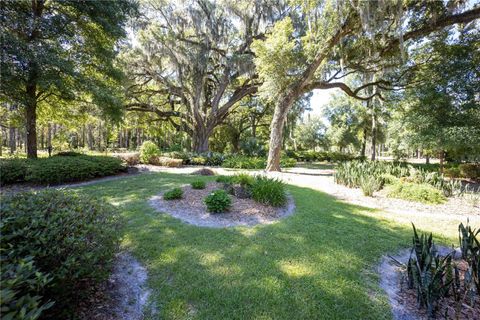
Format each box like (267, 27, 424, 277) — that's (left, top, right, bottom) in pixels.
(77, 172, 456, 320)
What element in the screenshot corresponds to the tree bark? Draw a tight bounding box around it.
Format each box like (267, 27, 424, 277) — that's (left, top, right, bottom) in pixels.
(9, 126, 16, 154)
(25, 86, 38, 158)
(266, 97, 294, 171)
(360, 126, 367, 158)
(192, 125, 211, 153)
(439, 150, 444, 173)
(370, 104, 377, 161)
(47, 123, 52, 156)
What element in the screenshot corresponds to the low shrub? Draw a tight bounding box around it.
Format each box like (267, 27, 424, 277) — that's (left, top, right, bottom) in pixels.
(139, 141, 160, 164)
(0, 158, 27, 185)
(386, 181, 447, 204)
(163, 187, 183, 200)
(204, 189, 231, 213)
(459, 163, 480, 180)
(190, 156, 206, 165)
(26, 155, 125, 184)
(0, 190, 120, 318)
(444, 167, 461, 178)
(251, 176, 287, 207)
(191, 180, 206, 189)
(222, 155, 296, 169)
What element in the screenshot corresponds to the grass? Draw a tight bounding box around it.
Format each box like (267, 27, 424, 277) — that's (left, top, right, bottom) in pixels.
(75, 172, 460, 320)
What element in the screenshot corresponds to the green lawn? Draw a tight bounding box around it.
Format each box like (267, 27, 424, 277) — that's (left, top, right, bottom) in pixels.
(77, 172, 456, 319)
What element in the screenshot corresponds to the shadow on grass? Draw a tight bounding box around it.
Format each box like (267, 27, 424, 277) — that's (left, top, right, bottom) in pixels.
(76, 172, 426, 320)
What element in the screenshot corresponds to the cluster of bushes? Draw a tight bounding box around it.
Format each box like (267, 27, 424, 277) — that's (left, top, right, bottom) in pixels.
(138, 141, 296, 169)
(444, 163, 480, 180)
(0, 190, 121, 319)
(286, 150, 359, 162)
(163, 174, 287, 212)
(0, 154, 126, 185)
(334, 160, 465, 203)
(405, 222, 479, 318)
(222, 155, 296, 169)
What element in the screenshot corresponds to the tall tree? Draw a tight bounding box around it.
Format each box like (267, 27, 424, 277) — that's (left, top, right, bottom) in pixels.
(388, 26, 480, 164)
(123, 0, 280, 152)
(0, 0, 136, 158)
(252, 1, 480, 170)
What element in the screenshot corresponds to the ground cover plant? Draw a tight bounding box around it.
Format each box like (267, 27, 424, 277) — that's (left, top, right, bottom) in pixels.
(71, 172, 464, 319)
(386, 182, 447, 205)
(0, 189, 120, 319)
(0, 155, 125, 185)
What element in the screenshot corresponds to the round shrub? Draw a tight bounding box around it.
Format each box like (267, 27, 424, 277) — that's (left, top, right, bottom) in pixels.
(204, 189, 231, 213)
(0, 190, 121, 318)
(191, 180, 206, 189)
(163, 187, 183, 200)
(232, 173, 255, 187)
(251, 176, 287, 207)
(139, 140, 160, 164)
(386, 182, 447, 204)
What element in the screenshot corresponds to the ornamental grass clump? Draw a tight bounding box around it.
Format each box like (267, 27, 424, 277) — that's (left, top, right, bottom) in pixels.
(204, 189, 231, 213)
(251, 176, 287, 207)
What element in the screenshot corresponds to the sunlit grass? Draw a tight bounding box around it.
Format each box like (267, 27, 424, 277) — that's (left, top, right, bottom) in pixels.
(76, 172, 460, 320)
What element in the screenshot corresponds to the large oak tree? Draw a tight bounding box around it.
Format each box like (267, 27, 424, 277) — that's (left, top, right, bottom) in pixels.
(123, 0, 282, 152)
(252, 0, 480, 171)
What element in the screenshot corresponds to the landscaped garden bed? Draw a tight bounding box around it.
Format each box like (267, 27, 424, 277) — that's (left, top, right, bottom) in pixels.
(149, 176, 295, 227)
(380, 223, 480, 320)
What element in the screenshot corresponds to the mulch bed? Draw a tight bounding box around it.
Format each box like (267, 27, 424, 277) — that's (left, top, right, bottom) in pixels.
(149, 182, 295, 228)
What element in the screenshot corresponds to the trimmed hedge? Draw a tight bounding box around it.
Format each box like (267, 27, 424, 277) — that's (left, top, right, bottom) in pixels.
(222, 156, 296, 169)
(286, 150, 358, 162)
(0, 155, 125, 185)
(0, 190, 121, 319)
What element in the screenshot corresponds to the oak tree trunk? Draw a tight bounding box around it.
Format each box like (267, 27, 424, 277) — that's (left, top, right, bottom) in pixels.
(266, 97, 294, 171)
(371, 109, 377, 161)
(9, 126, 16, 154)
(25, 85, 38, 159)
(192, 125, 211, 153)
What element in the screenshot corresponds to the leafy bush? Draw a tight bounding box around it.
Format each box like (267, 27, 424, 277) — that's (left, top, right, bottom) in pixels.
(191, 180, 206, 189)
(26, 155, 125, 184)
(359, 175, 383, 196)
(204, 189, 231, 213)
(163, 187, 183, 200)
(0, 156, 125, 185)
(251, 176, 287, 207)
(386, 182, 446, 204)
(222, 155, 295, 169)
(444, 167, 461, 178)
(190, 156, 206, 165)
(139, 140, 160, 164)
(0, 158, 28, 185)
(0, 190, 120, 318)
(289, 150, 357, 162)
(459, 163, 480, 180)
